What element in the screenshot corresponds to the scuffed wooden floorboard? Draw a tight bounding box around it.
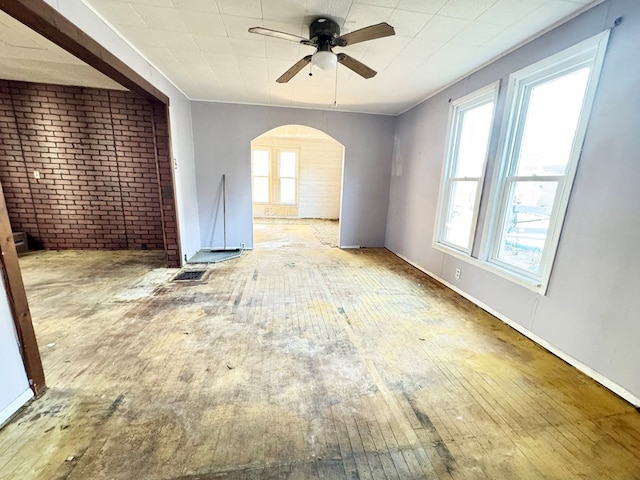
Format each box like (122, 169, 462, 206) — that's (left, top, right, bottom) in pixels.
(0, 220, 639, 479)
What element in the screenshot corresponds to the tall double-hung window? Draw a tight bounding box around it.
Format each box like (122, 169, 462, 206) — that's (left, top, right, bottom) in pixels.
(252, 149, 270, 203)
(435, 31, 610, 292)
(435, 82, 499, 253)
(486, 31, 609, 288)
(278, 151, 297, 204)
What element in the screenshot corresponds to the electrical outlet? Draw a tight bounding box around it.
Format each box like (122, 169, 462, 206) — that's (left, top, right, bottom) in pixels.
(240, 242, 245, 249)
(455, 268, 461, 280)
(33, 170, 40, 179)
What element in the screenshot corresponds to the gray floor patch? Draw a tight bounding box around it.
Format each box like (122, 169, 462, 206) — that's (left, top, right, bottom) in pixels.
(187, 249, 242, 264)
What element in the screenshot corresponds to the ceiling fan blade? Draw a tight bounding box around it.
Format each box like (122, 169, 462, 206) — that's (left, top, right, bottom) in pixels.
(336, 22, 395, 47)
(277, 55, 313, 83)
(248, 27, 309, 44)
(337, 53, 377, 79)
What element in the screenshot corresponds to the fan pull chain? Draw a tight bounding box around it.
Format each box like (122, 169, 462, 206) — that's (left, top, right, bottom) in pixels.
(333, 66, 338, 107)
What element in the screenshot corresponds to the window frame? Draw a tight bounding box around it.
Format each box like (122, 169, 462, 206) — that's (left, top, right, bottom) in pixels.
(277, 149, 298, 205)
(434, 81, 500, 256)
(251, 148, 270, 204)
(480, 30, 610, 292)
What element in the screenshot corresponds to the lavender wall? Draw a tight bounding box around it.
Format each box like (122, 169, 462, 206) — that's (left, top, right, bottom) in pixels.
(191, 102, 395, 249)
(386, 0, 640, 404)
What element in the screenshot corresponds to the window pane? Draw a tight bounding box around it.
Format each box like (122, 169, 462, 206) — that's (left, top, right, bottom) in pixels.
(280, 178, 295, 203)
(253, 150, 270, 176)
(443, 180, 478, 250)
(516, 68, 590, 176)
(279, 152, 296, 177)
(496, 181, 558, 274)
(253, 177, 269, 202)
(455, 102, 494, 178)
(436, 84, 498, 254)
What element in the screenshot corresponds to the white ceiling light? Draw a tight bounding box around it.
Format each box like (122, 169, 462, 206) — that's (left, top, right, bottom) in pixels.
(312, 50, 337, 71)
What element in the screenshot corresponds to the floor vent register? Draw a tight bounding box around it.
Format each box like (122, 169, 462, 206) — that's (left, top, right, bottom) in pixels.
(172, 270, 206, 282)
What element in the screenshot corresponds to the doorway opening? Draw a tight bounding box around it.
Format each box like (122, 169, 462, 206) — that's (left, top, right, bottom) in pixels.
(0, 81, 180, 424)
(250, 125, 345, 249)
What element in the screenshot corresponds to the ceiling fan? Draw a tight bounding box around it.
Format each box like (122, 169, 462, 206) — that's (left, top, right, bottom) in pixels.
(248, 17, 395, 83)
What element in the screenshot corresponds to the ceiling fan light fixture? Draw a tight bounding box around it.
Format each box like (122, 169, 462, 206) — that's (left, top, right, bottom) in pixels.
(249, 18, 395, 83)
(312, 50, 337, 70)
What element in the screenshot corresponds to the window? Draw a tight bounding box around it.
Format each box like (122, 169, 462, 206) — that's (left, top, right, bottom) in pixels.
(252, 149, 270, 203)
(484, 31, 609, 287)
(435, 82, 499, 253)
(278, 151, 297, 204)
(433, 31, 609, 292)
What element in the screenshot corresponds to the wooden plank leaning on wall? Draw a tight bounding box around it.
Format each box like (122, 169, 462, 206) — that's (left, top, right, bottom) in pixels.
(0, 181, 45, 395)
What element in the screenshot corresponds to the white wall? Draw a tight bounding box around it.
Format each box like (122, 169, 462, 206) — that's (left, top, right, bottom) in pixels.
(191, 102, 394, 249)
(168, 99, 199, 262)
(0, 275, 33, 426)
(386, 0, 640, 404)
(45, 0, 200, 263)
(297, 138, 343, 219)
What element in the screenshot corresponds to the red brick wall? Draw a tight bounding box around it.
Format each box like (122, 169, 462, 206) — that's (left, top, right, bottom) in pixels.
(0, 80, 180, 266)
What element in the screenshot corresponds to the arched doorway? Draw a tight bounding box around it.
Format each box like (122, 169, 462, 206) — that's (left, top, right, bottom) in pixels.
(250, 125, 345, 248)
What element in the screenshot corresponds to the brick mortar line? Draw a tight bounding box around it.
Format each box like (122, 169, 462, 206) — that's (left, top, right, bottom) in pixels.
(150, 105, 169, 261)
(8, 83, 42, 245)
(107, 90, 130, 248)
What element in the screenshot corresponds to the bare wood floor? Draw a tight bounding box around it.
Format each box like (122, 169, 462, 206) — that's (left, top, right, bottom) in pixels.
(1, 220, 639, 479)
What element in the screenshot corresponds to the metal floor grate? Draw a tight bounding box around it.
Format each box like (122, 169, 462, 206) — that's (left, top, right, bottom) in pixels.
(172, 270, 206, 281)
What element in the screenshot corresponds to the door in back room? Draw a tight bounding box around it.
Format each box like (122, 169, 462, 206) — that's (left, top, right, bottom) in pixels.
(0, 274, 33, 427)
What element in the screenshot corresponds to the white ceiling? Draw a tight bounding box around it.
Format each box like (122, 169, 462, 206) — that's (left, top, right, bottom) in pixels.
(0, 11, 124, 90)
(1, 0, 600, 115)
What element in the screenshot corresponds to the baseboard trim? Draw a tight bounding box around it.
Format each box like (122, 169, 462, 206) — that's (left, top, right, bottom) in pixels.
(0, 388, 34, 428)
(394, 252, 640, 408)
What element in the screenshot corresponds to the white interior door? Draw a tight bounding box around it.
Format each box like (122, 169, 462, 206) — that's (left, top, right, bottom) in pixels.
(0, 273, 33, 426)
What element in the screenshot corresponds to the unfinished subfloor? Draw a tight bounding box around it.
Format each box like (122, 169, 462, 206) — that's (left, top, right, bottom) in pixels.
(1, 220, 639, 479)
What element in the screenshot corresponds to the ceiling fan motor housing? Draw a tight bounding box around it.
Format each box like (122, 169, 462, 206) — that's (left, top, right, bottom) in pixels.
(309, 17, 342, 48)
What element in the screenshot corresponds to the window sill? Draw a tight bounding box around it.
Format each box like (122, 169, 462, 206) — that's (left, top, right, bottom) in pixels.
(432, 242, 546, 295)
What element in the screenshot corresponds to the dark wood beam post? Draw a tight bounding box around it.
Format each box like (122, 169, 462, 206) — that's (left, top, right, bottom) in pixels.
(0, 181, 45, 395)
(0, 0, 169, 105)
(151, 102, 182, 267)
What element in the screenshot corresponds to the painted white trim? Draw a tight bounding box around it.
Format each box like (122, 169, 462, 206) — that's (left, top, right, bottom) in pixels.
(393, 251, 640, 408)
(0, 388, 33, 428)
(340, 245, 361, 249)
(190, 98, 395, 117)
